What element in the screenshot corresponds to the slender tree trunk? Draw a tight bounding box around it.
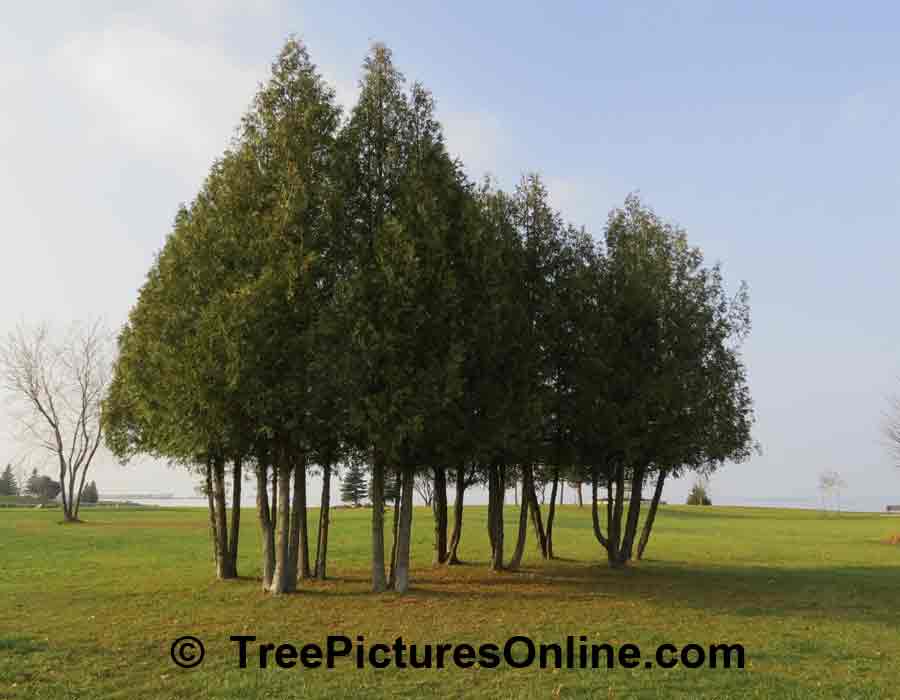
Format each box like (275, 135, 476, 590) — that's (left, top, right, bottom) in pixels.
(487, 468, 496, 554)
(446, 466, 466, 565)
(488, 461, 505, 571)
(620, 466, 647, 562)
(315, 462, 332, 579)
(206, 460, 218, 571)
(257, 463, 275, 591)
(288, 456, 310, 582)
(523, 464, 548, 558)
(394, 464, 415, 593)
(432, 465, 448, 565)
(576, 480, 584, 508)
(271, 459, 293, 594)
(607, 464, 626, 567)
(67, 464, 76, 521)
(545, 468, 559, 559)
(211, 456, 233, 579)
(591, 470, 609, 549)
(228, 458, 242, 577)
(507, 471, 529, 571)
(637, 470, 667, 560)
(389, 471, 401, 588)
(287, 460, 300, 583)
(58, 459, 70, 520)
(73, 465, 90, 520)
(270, 464, 278, 531)
(371, 449, 387, 592)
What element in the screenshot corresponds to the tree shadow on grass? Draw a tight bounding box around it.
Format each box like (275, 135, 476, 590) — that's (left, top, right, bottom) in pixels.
(312, 556, 900, 629)
(0, 636, 49, 655)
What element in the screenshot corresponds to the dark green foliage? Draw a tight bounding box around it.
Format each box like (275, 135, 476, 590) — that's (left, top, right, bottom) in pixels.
(104, 38, 755, 588)
(0, 464, 18, 496)
(23, 472, 61, 501)
(340, 463, 368, 506)
(82, 481, 99, 504)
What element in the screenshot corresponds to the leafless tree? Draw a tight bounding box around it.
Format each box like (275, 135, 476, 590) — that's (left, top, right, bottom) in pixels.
(0, 320, 111, 521)
(414, 474, 434, 507)
(818, 469, 847, 515)
(883, 393, 900, 468)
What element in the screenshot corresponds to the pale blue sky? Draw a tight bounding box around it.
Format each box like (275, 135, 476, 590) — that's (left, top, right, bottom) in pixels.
(3, 2, 900, 509)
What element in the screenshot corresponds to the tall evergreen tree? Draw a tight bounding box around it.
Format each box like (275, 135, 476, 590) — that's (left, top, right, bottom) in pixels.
(0, 464, 18, 496)
(82, 480, 99, 504)
(340, 463, 368, 506)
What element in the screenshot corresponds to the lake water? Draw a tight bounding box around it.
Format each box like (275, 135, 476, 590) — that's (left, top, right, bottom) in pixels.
(125, 494, 894, 513)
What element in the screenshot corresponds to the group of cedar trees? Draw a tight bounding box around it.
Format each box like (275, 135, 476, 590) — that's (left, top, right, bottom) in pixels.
(103, 39, 754, 595)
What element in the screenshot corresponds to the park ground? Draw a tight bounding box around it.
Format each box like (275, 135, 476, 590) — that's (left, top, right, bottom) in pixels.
(1, 504, 899, 699)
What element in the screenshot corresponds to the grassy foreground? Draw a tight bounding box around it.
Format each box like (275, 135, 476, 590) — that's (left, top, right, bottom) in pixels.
(1, 503, 898, 699)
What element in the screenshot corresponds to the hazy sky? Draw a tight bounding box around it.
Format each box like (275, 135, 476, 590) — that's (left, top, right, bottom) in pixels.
(3, 1, 900, 509)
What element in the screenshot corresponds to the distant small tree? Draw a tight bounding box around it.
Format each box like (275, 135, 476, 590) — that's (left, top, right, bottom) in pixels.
(24, 468, 40, 497)
(0, 464, 18, 496)
(26, 474, 61, 501)
(686, 478, 712, 506)
(0, 320, 111, 521)
(340, 462, 367, 506)
(413, 475, 434, 507)
(82, 481, 99, 504)
(818, 470, 846, 514)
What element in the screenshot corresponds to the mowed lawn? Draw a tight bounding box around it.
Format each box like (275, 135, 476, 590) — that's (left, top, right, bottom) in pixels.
(2, 503, 899, 699)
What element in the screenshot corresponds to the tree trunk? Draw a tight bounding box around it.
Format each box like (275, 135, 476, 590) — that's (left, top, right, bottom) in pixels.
(257, 463, 276, 591)
(270, 464, 278, 531)
(370, 449, 387, 592)
(545, 468, 559, 559)
(590, 470, 608, 549)
(228, 458, 242, 577)
(507, 473, 529, 571)
(206, 460, 219, 571)
(576, 480, 584, 508)
(620, 466, 647, 562)
(523, 464, 548, 558)
(487, 469, 496, 554)
(271, 459, 293, 594)
(287, 461, 299, 583)
(637, 470, 667, 560)
(488, 461, 505, 571)
(389, 471, 401, 588)
(432, 465, 448, 565)
(67, 464, 76, 521)
(73, 464, 90, 520)
(315, 462, 332, 579)
(59, 459, 72, 521)
(446, 466, 466, 565)
(288, 456, 311, 582)
(211, 456, 234, 579)
(394, 464, 415, 593)
(607, 464, 626, 567)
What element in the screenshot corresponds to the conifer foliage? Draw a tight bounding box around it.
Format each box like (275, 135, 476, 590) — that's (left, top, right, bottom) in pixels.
(104, 37, 754, 595)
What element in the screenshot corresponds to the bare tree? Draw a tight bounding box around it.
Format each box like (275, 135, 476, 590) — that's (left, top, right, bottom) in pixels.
(818, 469, 847, 515)
(883, 393, 900, 467)
(414, 474, 434, 507)
(0, 320, 111, 521)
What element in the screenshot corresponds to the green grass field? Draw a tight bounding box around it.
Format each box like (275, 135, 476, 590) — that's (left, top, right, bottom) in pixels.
(2, 504, 898, 699)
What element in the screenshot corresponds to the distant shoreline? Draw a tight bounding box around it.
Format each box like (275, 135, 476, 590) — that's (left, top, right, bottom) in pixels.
(120, 496, 894, 514)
